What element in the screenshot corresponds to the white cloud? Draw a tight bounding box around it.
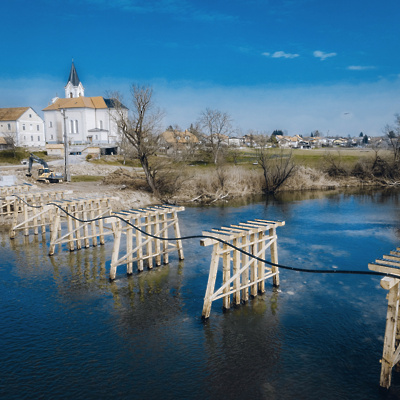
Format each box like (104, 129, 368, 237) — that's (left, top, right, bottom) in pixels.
(313, 50, 337, 61)
(263, 51, 299, 59)
(347, 65, 376, 71)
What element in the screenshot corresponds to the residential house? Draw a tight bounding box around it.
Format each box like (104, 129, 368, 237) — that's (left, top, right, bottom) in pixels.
(43, 62, 127, 149)
(228, 137, 243, 147)
(0, 107, 45, 148)
(276, 135, 301, 148)
(160, 129, 199, 153)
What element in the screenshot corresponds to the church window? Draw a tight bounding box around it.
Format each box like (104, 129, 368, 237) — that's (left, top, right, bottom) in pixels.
(95, 135, 98, 140)
(100, 120, 103, 129)
(75, 120, 78, 133)
(50, 135, 54, 140)
(70, 120, 74, 133)
(29, 114, 32, 118)
(22, 124, 25, 130)
(30, 124, 33, 130)
(31, 136, 33, 141)
(49, 121, 52, 128)
(38, 136, 40, 141)
(37, 125, 39, 131)
(7, 123, 10, 130)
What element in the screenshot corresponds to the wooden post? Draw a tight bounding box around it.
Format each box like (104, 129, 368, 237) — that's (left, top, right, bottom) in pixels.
(82, 202, 90, 248)
(241, 234, 249, 302)
(126, 219, 133, 275)
(154, 213, 161, 266)
(48, 208, 61, 256)
(23, 196, 29, 236)
(232, 237, 241, 305)
(250, 232, 258, 297)
(173, 210, 184, 260)
(222, 242, 231, 310)
(380, 280, 400, 388)
(98, 200, 105, 245)
(258, 231, 265, 293)
(90, 200, 98, 247)
(110, 218, 122, 281)
(270, 227, 280, 287)
(67, 203, 75, 251)
(202, 243, 220, 319)
(74, 202, 82, 250)
(135, 216, 144, 272)
(145, 215, 153, 269)
(161, 212, 169, 264)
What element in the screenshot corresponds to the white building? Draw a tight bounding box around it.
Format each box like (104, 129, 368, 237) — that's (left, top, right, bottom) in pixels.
(43, 62, 127, 147)
(0, 107, 45, 148)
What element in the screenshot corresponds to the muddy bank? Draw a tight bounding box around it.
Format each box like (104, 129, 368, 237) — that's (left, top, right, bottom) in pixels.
(1, 161, 382, 208)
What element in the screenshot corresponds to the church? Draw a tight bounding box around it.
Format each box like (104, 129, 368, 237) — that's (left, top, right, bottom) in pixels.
(43, 62, 127, 150)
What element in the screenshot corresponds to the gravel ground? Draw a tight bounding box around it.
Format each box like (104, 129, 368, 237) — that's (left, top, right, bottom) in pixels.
(0, 160, 157, 211)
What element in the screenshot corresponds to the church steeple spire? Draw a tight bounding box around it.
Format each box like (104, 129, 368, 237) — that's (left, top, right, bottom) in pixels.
(67, 61, 80, 86)
(65, 60, 84, 98)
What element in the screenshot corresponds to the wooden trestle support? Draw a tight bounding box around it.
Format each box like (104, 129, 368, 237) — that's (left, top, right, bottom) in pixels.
(369, 248, 400, 389)
(8, 193, 115, 256)
(8, 190, 70, 238)
(48, 197, 114, 255)
(201, 219, 285, 319)
(109, 206, 184, 280)
(0, 184, 37, 218)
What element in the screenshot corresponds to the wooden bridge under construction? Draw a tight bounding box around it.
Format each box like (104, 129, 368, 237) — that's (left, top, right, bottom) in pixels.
(2, 183, 400, 389)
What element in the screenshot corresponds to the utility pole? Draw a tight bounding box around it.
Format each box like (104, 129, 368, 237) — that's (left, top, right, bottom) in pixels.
(60, 109, 71, 182)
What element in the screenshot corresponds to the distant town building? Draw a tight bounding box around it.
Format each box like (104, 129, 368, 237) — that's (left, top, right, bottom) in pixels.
(0, 107, 45, 148)
(160, 129, 199, 153)
(43, 62, 127, 148)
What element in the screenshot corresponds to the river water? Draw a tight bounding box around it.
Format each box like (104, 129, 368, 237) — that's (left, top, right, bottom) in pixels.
(2, 188, 400, 399)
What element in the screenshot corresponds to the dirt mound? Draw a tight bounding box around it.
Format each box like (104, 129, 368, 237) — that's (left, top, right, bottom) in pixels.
(102, 168, 151, 191)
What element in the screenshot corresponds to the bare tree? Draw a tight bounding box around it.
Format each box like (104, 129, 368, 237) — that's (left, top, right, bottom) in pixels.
(384, 114, 400, 162)
(110, 84, 164, 195)
(257, 148, 296, 193)
(2, 131, 18, 157)
(198, 108, 232, 164)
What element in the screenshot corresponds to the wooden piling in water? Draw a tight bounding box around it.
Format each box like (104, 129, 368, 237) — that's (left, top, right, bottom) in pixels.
(369, 249, 400, 389)
(48, 197, 115, 255)
(201, 218, 285, 319)
(109, 205, 185, 280)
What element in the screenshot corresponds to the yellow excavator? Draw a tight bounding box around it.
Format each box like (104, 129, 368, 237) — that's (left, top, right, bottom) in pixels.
(26, 153, 64, 183)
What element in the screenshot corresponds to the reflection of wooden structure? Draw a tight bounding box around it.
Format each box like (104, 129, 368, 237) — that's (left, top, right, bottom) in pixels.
(201, 219, 285, 319)
(8, 190, 70, 237)
(109, 206, 184, 280)
(369, 249, 400, 389)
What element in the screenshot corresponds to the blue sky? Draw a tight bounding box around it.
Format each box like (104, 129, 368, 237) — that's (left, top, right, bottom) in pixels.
(1, 0, 400, 136)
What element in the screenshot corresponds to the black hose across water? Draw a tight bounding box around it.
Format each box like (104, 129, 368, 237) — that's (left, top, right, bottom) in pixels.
(10, 195, 398, 280)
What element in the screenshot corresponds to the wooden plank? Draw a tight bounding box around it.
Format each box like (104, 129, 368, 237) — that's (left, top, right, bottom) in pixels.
(369, 263, 400, 277)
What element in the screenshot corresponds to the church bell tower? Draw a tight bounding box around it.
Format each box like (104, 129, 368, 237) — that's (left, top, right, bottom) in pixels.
(64, 61, 85, 98)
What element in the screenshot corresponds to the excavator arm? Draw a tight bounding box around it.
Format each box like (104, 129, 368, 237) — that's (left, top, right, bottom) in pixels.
(27, 153, 50, 176)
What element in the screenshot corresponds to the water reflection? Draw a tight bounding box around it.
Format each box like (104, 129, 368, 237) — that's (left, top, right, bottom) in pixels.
(2, 187, 400, 399)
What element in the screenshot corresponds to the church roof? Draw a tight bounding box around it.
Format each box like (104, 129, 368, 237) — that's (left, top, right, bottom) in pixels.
(104, 98, 128, 109)
(67, 62, 81, 86)
(43, 96, 108, 111)
(0, 107, 30, 121)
